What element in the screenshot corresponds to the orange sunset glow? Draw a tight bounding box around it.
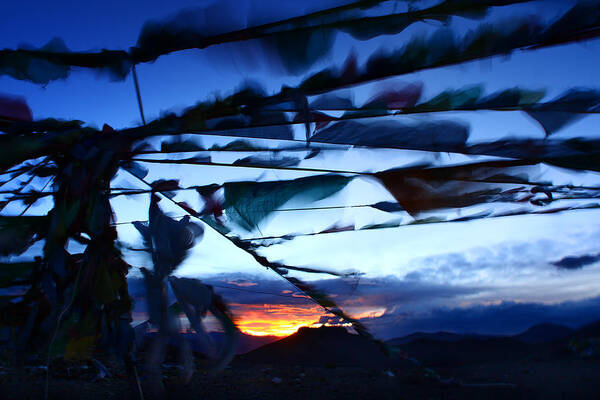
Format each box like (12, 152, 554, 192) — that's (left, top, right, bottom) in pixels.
(133, 301, 387, 337)
(228, 303, 325, 336)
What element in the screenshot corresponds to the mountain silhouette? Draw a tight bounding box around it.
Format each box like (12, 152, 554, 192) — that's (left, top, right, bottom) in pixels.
(387, 331, 492, 345)
(383, 322, 600, 367)
(386, 322, 577, 346)
(513, 323, 574, 343)
(571, 319, 600, 339)
(237, 326, 400, 367)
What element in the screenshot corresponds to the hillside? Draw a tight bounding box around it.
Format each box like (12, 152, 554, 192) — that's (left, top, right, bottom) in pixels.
(513, 323, 574, 344)
(387, 322, 576, 347)
(238, 326, 403, 368)
(136, 328, 279, 355)
(387, 331, 492, 345)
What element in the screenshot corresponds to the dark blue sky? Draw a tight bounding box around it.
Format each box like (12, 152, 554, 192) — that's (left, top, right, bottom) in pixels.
(2, 0, 598, 130)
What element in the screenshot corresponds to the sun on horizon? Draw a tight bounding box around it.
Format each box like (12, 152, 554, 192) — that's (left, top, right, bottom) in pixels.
(230, 303, 324, 337)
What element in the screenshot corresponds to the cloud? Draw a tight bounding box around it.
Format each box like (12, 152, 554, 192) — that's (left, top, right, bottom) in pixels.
(128, 270, 600, 340)
(404, 240, 559, 284)
(552, 253, 600, 270)
(128, 272, 483, 335)
(398, 236, 600, 305)
(228, 303, 323, 336)
(126, 225, 600, 339)
(205, 273, 484, 337)
(318, 315, 344, 325)
(225, 279, 258, 287)
(313, 275, 483, 315)
(187, 273, 482, 311)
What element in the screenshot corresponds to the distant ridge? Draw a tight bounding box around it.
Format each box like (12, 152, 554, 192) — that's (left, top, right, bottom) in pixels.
(382, 322, 597, 367)
(513, 323, 574, 344)
(571, 320, 600, 339)
(387, 331, 492, 345)
(386, 322, 576, 346)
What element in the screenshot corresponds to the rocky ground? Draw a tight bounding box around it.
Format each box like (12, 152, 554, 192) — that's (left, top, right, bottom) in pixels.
(2, 323, 600, 400)
(1, 351, 599, 400)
